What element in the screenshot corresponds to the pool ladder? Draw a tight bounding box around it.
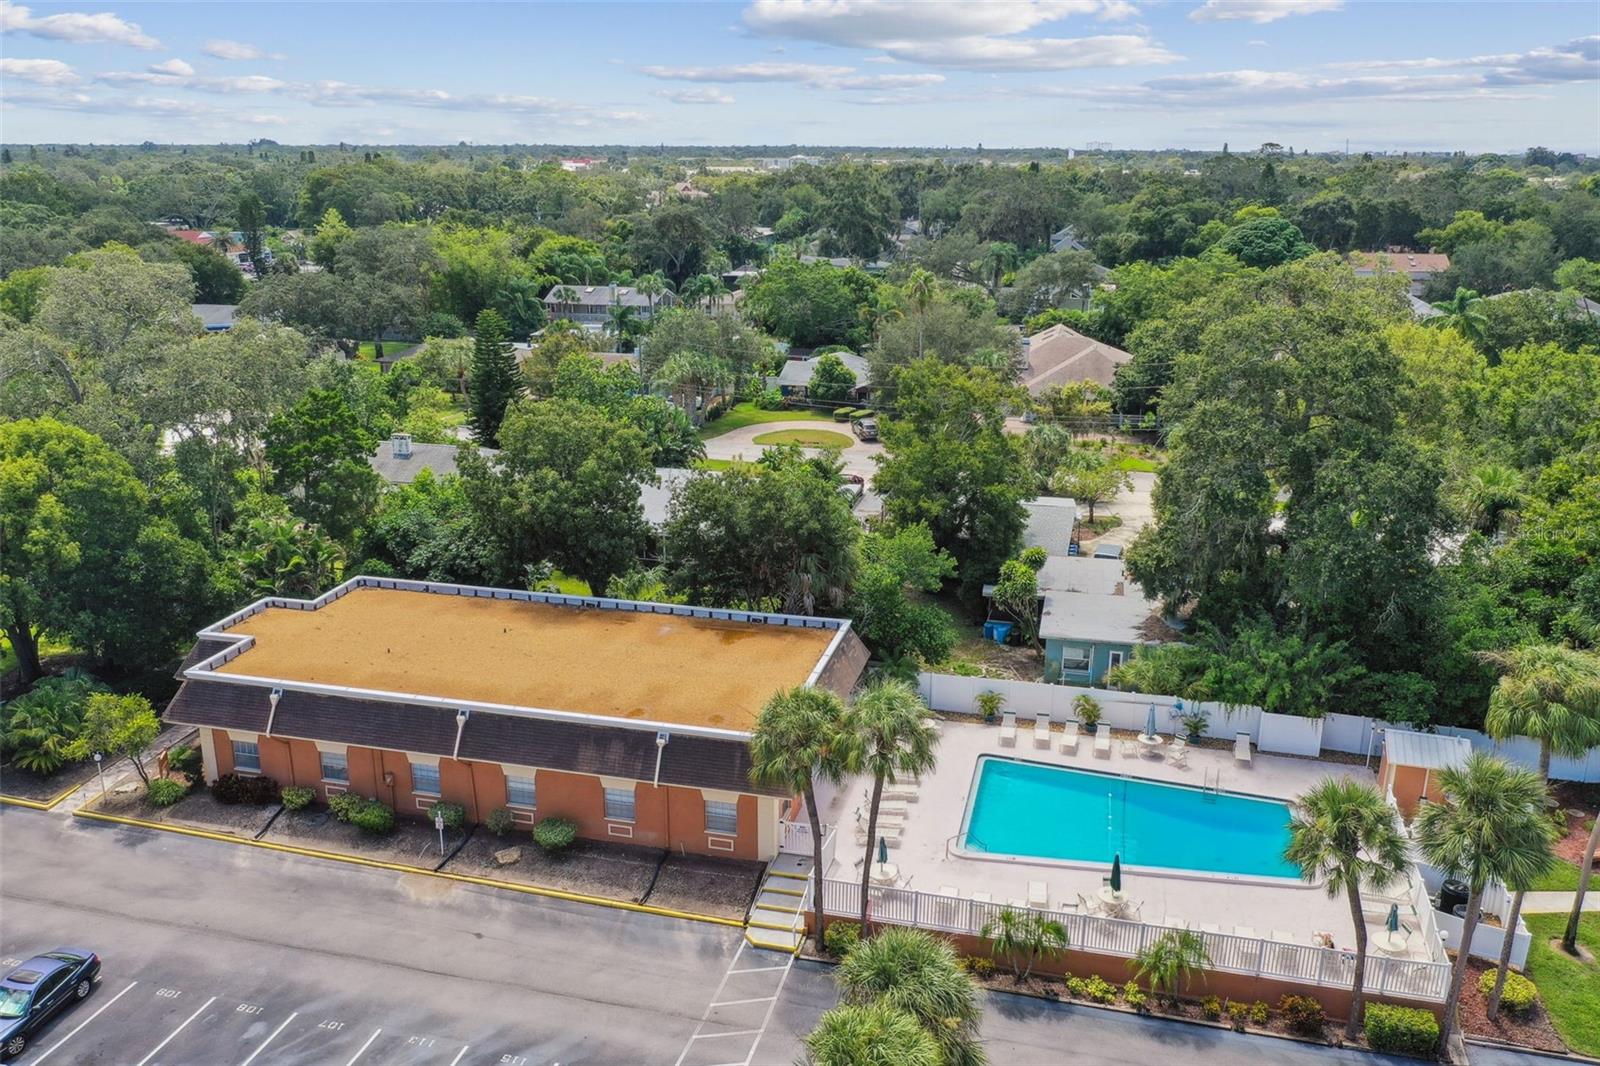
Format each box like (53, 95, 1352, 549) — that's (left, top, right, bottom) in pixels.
(1201, 768, 1222, 802)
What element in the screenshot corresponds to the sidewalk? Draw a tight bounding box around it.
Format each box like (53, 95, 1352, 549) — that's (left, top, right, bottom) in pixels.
(1522, 890, 1600, 914)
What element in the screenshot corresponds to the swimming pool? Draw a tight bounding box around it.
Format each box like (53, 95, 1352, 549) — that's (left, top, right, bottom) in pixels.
(960, 756, 1300, 879)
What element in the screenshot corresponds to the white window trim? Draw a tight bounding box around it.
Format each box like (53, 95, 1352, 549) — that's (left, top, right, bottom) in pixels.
(230, 738, 262, 775)
(318, 749, 350, 785)
(312, 740, 348, 755)
(704, 799, 740, 837)
(505, 774, 537, 811)
(409, 761, 442, 796)
(602, 785, 637, 823)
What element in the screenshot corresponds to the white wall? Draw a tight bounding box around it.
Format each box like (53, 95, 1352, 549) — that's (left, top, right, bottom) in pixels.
(916, 672, 1600, 783)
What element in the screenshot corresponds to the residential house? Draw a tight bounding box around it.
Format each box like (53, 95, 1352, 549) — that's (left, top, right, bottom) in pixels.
(1021, 497, 1077, 556)
(368, 433, 492, 485)
(167, 577, 869, 860)
(1049, 226, 1089, 254)
(1407, 294, 1443, 320)
(191, 303, 239, 332)
(772, 351, 871, 402)
(559, 157, 599, 172)
(1348, 251, 1450, 297)
(1021, 324, 1133, 394)
(543, 284, 677, 328)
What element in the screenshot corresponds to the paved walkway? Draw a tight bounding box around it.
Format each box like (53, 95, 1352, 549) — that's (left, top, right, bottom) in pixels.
(1522, 889, 1600, 914)
(702, 420, 883, 476)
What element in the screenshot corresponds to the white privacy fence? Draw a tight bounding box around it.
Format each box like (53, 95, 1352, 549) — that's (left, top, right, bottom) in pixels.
(823, 878, 1450, 1002)
(780, 820, 838, 871)
(916, 673, 1600, 783)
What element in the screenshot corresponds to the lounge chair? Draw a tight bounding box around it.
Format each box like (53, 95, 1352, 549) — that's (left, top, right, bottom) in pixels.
(970, 891, 992, 904)
(1270, 930, 1297, 944)
(1234, 732, 1253, 766)
(1093, 723, 1112, 758)
(1164, 915, 1186, 929)
(1028, 881, 1049, 908)
(939, 884, 958, 897)
(1198, 921, 1221, 934)
(1058, 719, 1080, 755)
(1120, 738, 1139, 758)
(999, 711, 1018, 747)
(1235, 925, 1257, 940)
(1033, 712, 1052, 748)
(1166, 746, 1188, 768)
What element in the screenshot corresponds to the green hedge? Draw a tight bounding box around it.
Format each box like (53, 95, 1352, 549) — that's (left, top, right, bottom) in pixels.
(485, 807, 515, 836)
(1478, 969, 1539, 1014)
(1364, 1002, 1439, 1056)
(280, 786, 315, 811)
(532, 816, 577, 853)
(428, 800, 466, 831)
(823, 921, 860, 957)
(145, 778, 186, 807)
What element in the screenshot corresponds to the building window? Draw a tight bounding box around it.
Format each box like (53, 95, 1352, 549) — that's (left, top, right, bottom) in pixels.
(603, 786, 635, 822)
(319, 750, 348, 784)
(705, 800, 738, 836)
(1107, 650, 1125, 670)
(506, 775, 536, 809)
(231, 739, 260, 773)
(1059, 646, 1091, 672)
(411, 762, 441, 795)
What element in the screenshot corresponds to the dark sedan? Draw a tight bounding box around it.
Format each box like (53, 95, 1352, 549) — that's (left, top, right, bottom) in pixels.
(0, 950, 101, 1061)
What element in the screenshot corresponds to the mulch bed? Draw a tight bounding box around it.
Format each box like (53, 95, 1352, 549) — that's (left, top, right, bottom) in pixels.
(449, 834, 661, 901)
(87, 775, 280, 836)
(1458, 956, 1569, 1054)
(1553, 810, 1598, 868)
(0, 759, 99, 803)
(263, 808, 467, 868)
(645, 853, 764, 919)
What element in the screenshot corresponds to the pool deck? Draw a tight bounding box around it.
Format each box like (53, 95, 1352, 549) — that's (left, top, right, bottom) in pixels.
(819, 718, 1442, 964)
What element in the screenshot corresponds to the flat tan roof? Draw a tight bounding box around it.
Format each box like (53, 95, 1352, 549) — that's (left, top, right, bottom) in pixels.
(212, 586, 835, 732)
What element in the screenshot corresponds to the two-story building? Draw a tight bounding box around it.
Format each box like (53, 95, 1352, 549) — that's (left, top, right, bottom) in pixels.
(542, 285, 677, 328)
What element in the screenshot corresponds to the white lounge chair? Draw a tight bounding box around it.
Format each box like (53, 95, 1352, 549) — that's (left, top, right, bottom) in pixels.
(1198, 921, 1221, 934)
(1058, 719, 1080, 755)
(939, 884, 958, 897)
(1235, 925, 1257, 940)
(970, 892, 991, 904)
(1093, 723, 1112, 757)
(1167, 746, 1188, 768)
(1164, 915, 1187, 929)
(1120, 738, 1139, 758)
(998, 711, 1017, 747)
(1234, 732, 1253, 766)
(1028, 881, 1049, 908)
(882, 782, 919, 802)
(1033, 712, 1052, 748)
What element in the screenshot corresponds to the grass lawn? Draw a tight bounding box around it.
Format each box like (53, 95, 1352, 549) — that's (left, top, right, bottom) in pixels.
(1523, 912, 1600, 1056)
(694, 458, 743, 472)
(357, 340, 419, 360)
(544, 570, 592, 596)
(1116, 455, 1160, 473)
(698, 403, 835, 440)
(751, 428, 855, 449)
(1531, 858, 1600, 892)
(0, 635, 72, 676)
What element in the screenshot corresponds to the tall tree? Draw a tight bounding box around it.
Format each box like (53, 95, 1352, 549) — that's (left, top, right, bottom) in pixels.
(854, 680, 938, 929)
(1481, 644, 1600, 780)
(468, 308, 520, 448)
(263, 389, 381, 543)
(236, 191, 267, 274)
(1283, 778, 1410, 1039)
(748, 686, 862, 946)
(836, 927, 985, 1066)
(1414, 753, 1557, 1054)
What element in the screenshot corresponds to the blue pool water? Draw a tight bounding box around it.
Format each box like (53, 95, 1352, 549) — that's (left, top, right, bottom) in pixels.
(962, 757, 1299, 879)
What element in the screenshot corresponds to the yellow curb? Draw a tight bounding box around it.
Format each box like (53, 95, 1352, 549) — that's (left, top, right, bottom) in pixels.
(745, 934, 802, 953)
(73, 809, 746, 929)
(0, 778, 85, 811)
(765, 883, 804, 896)
(769, 869, 809, 881)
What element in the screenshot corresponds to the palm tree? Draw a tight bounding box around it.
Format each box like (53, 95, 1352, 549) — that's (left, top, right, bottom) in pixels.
(804, 1002, 941, 1066)
(905, 268, 936, 360)
(1564, 815, 1600, 956)
(978, 241, 1019, 297)
(607, 303, 643, 352)
(748, 686, 862, 947)
(837, 927, 985, 1066)
(854, 680, 938, 929)
(1283, 778, 1410, 1039)
(1414, 753, 1556, 1053)
(1481, 643, 1600, 780)
(654, 350, 733, 425)
(550, 285, 579, 319)
(981, 906, 1068, 982)
(1487, 786, 1558, 1021)
(636, 271, 669, 315)
(1457, 463, 1524, 535)
(1432, 287, 1488, 347)
(1130, 928, 1209, 1007)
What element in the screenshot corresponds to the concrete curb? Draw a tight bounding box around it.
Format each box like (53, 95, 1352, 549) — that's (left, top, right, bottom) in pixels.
(73, 808, 746, 929)
(0, 778, 86, 811)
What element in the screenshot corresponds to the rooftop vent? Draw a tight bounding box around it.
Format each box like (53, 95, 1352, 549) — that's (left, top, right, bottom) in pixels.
(392, 432, 412, 459)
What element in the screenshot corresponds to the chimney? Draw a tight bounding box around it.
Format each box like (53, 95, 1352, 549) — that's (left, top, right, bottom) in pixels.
(392, 432, 412, 460)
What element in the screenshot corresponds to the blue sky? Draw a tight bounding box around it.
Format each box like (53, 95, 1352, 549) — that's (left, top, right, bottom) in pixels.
(1, 1, 1596, 151)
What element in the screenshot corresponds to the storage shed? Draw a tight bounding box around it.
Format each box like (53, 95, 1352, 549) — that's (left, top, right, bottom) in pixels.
(1378, 730, 1473, 819)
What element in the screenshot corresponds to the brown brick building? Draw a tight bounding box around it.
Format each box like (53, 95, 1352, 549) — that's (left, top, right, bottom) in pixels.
(168, 577, 868, 861)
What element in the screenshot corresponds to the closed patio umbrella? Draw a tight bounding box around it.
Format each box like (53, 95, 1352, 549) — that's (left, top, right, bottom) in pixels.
(1386, 903, 1400, 934)
(1145, 704, 1158, 739)
(1110, 853, 1123, 893)
(878, 835, 889, 865)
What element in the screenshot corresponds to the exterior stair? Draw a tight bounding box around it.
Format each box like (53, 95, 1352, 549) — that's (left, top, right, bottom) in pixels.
(746, 854, 813, 953)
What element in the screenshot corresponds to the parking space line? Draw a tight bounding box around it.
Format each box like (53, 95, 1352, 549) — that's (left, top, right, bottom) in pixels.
(447, 1046, 470, 1066)
(238, 1011, 298, 1066)
(686, 1029, 763, 1040)
(27, 980, 138, 1065)
(135, 994, 217, 1066)
(726, 966, 786, 975)
(344, 1027, 382, 1066)
(709, 997, 777, 1008)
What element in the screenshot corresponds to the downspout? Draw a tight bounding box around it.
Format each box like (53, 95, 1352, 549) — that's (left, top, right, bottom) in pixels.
(653, 731, 670, 787)
(265, 687, 283, 736)
(452, 708, 470, 760)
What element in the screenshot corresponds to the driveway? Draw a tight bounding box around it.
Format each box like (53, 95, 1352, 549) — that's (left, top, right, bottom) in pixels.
(1080, 469, 1156, 553)
(701, 420, 883, 477)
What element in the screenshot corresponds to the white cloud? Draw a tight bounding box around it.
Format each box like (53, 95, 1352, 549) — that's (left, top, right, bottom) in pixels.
(741, 0, 1172, 71)
(148, 58, 193, 77)
(1324, 36, 1599, 86)
(202, 38, 284, 61)
(1247, 39, 1268, 47)
(0, 56, 79, 85)
(642, 61, 854, 82)
(654, 87, 736, 105)
(0, 1, 158, 48)
(1190, 0, 1342, 24)
(99, 69, 288, 93)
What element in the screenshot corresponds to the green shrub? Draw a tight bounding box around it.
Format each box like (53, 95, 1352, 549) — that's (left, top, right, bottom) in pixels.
(1249, 1000, 1270, 1026)
(145, 778, 186, 807)
(754, 388, 784, 410)
(1477, 969, 1539, 1015)
(348, 798, 396, 835)
(1224, 999, 1248, 1031)
(1200, 994, 1223, 1020)
(1122, 981, 1148, 1011)
(327, 791, 364, 822)
(167, 743, 202, 784)
(1073, 693, 1103, 729)
(1068, 975, 1116, 1004)
(824, 921, 861, 957)
(428, 801, 466, 831)
(948, 660, 982, 677)
(532, 816, 577, 854)
(1276, 994, 1326, 1037)
(0, 671, 105, 774)
(833, 407, 854, 422)
(1018, 546, 1048, 571)
(975, 690, 1005, 723)
(280, 786, 315, 811)
(485, 807, 515, 837)
(964, 956, 996, 979)
(1364, 1002, 1439, 1055)
(212, 773, 279, 805)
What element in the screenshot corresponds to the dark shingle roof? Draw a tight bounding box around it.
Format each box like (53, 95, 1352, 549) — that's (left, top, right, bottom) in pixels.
(173, 637, 234, 680)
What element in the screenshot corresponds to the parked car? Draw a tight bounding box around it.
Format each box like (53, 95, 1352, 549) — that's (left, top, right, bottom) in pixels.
(0, 950, 101, 1061)
(1092, 543, 1124, 560)
(838, 473, 865, 507)
(851, 417, 878, 441)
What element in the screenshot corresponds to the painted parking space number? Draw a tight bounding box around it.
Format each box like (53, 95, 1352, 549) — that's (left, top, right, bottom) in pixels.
(318, 1020, 346, 1030)
(156, 988, 183, 998)
(237, 1003, 265, 1014)
(500, 1057, 529, 1065)
(406, 1036, 437, 1048)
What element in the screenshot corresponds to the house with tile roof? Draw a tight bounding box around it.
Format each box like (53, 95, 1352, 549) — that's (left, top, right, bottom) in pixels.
(1021, 324, 1133, 394)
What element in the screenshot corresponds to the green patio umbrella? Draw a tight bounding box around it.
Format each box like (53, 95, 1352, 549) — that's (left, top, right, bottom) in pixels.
(878, 836, 889, 865)
(1144, 704, 1158, 738)
(1386, 903, 1400, 934)
(1110, 853, 1122, 893)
